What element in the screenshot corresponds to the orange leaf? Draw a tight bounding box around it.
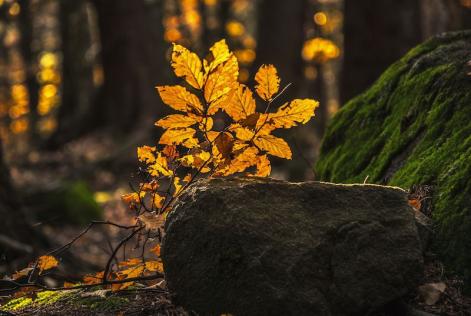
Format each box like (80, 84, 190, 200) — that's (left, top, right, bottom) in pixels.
(37, 255, 59, 274)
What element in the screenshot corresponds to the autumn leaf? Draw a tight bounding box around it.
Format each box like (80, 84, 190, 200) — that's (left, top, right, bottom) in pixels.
(267, 99, 319, 130)
(156, 114, 200, 129)
(217, 146, 259, 176)
(255, 154, 271, 177)
(254, 134, 292, 159)
(37, 255, 59, 274)
(159, 128, 198, 148)
(145, 261, 164, 273)
(137, 146, 156, 164)
(83, 271, 104, 285)
(205, 54, 239, 112)
(157, 86, 203, 114)
(204, 39, 231, 72)
(255, 64, 280, 101)
(171, 44, 204, 89)
(150, 244, 161, 257)
(148, 153, 173, 177)
(224, 84, 256, 121)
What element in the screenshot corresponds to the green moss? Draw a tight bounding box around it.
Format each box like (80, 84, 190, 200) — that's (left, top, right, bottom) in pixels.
(316, 31, 471, 289)
(29, 181, 103, 225)
(1, 290, 73, 312)
(79, 296, 129, 311)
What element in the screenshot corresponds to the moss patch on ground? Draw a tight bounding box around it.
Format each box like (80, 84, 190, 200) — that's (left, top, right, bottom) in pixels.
(316, 31, 471, 289)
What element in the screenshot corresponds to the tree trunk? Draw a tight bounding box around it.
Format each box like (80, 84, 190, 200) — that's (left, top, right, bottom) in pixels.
(253, 0, 305, 102)
(45, 0, 96, 148)
(421, 0, 471, 39)
(341, 0, 422, 104)
(18, 0, 40, 144)
(91, 0, 169, 135)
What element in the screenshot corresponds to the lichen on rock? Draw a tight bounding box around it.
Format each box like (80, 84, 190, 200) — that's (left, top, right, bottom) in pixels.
(316, 31, 471, 290)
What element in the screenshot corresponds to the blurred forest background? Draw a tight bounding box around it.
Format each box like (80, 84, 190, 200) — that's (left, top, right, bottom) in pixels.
(0, 0, 470, 274)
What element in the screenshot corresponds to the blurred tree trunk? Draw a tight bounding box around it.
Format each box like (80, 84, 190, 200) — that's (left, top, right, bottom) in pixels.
(421, 0, 471, 38)
(253, 0, 305, 102)
(18, 0, 40, 144)
(341, 0, 422, 104)
(45, 0, 96, 148)
(0, 140, 41, 270)
(91, 0, 168, 135)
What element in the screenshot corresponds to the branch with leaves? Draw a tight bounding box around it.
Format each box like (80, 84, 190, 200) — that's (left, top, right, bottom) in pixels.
(3, 39, 319, 298)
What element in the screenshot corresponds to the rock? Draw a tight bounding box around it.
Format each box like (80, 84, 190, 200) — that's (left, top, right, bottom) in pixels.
(162, 178, 424, 316)
(315, 31, 471, 289)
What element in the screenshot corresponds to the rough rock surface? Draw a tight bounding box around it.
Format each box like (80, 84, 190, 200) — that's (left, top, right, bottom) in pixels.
(315, 31, 471, 288)
(162, 178, 423, 316)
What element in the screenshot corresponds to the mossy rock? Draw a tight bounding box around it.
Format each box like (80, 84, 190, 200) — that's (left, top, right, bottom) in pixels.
(316, 31, 471, 289)
(26, 181, 103, 226)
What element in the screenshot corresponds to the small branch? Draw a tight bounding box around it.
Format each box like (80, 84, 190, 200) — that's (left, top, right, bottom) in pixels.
(0, 273, 163, 293)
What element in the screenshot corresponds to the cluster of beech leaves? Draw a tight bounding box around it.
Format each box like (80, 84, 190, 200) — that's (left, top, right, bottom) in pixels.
(124, 39, 319, 221)
(8, 39, 318, 294)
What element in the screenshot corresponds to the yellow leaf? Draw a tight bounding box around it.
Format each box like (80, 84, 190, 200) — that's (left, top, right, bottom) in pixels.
(148, 153, 173, 177)
(199, 116, 214, 132)
(159, 128, 198, 147)
(157, 85, 203, 113)
(156, 114, 199, 129)
(37, 255, 59, 274)
(255, 64, 280, 101)
(230, 124, 254, 141)
(145, 260, 164, 273)
(153, 193, 165, 208)
(254, 134, 292, 159)
(255, 154, 271, 177)
(224, 84, 256, 121)
(205, 55, 239, 110)
(268, 99, 319, 129)
(216, 146, 258, 176)
(204, 39, 231, 72)
(173, 176, 183, 195)
(171, 44, 204, 89)
(137, 146, 156, 164)
(113, 265, 145, 291)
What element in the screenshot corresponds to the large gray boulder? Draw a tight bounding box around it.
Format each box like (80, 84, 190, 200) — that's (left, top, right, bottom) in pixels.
(162, 178, 424, 315)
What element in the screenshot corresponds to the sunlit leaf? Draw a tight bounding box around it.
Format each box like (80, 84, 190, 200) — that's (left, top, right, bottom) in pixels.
(137, 146, 156, 164)
(156, 114, 199, 129)
(204, 39, 231, 72)
(267, 99, 319, 130)
(205, 55, 239, 112)
(255, 154, 271, 177)
(145, 261, 164, 273)
(255, 64, 280, 101)
(37, 255, 59, 274)
(254, 134, 292, 159)
(224, 84, 256, 121)
(171, 44, 204, 89)
(157, 85, 203, 113)
(159, 128, 198, 148)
